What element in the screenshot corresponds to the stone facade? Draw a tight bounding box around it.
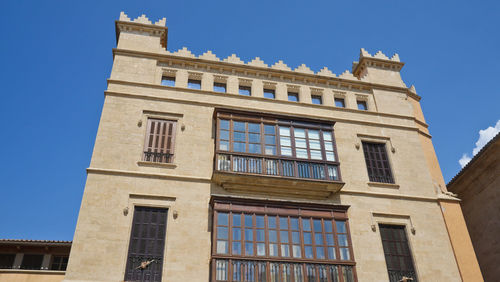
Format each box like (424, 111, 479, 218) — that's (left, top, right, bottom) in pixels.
(64, 12, 482, 282)
(447, 133, 500, 282)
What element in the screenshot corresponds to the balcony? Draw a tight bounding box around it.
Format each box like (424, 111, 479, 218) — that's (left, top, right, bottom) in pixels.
(213, 153, 344, 198)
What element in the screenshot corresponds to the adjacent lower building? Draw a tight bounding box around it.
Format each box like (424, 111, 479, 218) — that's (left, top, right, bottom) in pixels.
(63, 12, 483, 282)
(447, 133, 500, 282)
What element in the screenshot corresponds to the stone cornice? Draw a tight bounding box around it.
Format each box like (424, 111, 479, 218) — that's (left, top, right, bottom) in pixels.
(111, 48, 422, 101)
(115, 21, 168, 48)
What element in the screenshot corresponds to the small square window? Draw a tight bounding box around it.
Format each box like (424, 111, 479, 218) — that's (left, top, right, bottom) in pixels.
(188, 79, 201, 90)
(161, 76, 175, 87)
(264, 89, 275, 99)
(214, 82, 226, 93)
(288, 92, 299, 102)
(335, 98, 345, 108)
(311, 95, 322, 105)
(357, 100, 367, 110)
(239, 86, 251, 96)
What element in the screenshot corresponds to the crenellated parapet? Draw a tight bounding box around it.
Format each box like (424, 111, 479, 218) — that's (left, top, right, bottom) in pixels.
(352, 48, 406, 87)
(116, 12, 168, 50)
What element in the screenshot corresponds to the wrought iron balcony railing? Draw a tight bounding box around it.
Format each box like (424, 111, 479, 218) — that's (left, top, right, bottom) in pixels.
(213, 258, 354, 282)
(143, 151, 173, 164)
(387, 270, 417, 282)
(216, 153, 340, 182)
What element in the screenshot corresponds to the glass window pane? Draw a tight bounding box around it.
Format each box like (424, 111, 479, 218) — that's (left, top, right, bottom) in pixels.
(323, 132, 332, 141)
(188, 80, 201, 89)
(244, 215, 253, 227)
(294, 128, 305, 138)
(290, 218, 299, 230)
(328, 247, 336, 259)
(264, 89, 275, 99)
(288, 93, 298, 102)
(249, 144, 261, 154)
(245, 243, 254, 255)
(280, 136, 291, 146)
(316, 247, 325, 259)
(303, 219, 311, 231)
(269, 230, 277, 242)
(357, 101, 367, 110)
(219, 130, 229, 140)
(279, 127, 290, 136)
(213, 83, 226, 92)
(340, 248, 350, 260)
(279, 217, 288, 229)
(312, 96, 322, 105)
(256, 215, 265, 228)
(217, 227, 228, 239)
(234, 121, 245, 132)
(257, 243, 266, 256)
(248, 123, 260, 133)
(313, 219, 322, 232)
(249, 133, 260, 143)
(281, 245, 290, 257)
(281, 147, 292, 156)
(292, 232, 300, 244)
(309, 130, 320, 139)
(265, 135, 276, 145)
(239, 86, 251, 96)
(296, 149, 308, 158)
(304, 232, 312, 244)
(233, 142, 245, 152)
(310, 150, 322, 160)
(295, 138, 307, 148)
(338, 235, 348, 246)
(217, 240, 228, 254)
(219, 141, 229, 151)
(265, 125, 275, 135)
(335, 98, 345, 108)
(326, 234, 335, 246)
(305, 246, 313, 259)
(326, 152, 336, 162)
(232, 242, 241, 255)
(309, 140, 321, 150)
(256, 230, 265, 241)
(233, 132, 246, 142)
(233, 214, 241, 226)
(265, 146, 276, 155)
(315, 233, 323, 245)
(280, 231, 289, 243)
(324, 141, 333, 151)
(293, 245, 302, 258)
(233, 228, 241, 240)
(161, 76, 175, 87)
(245, 229, 253, 241)
(218, 213, 228, 225)
(336, 221, 346, 233)
(324, 221, 333, 233)
(270, 244, 278, 256)
(220, 120, 230, 130)
(268, 217, 276, 228)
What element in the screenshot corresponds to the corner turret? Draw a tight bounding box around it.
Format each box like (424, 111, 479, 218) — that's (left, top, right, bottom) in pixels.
(352, 48, 406, 87)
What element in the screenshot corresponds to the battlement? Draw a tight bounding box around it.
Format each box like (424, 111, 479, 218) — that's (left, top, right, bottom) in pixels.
(118, 12, 166, 27)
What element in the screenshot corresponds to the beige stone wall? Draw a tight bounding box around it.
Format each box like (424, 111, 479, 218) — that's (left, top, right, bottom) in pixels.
(0, 271, 64, 282)
(65, 13, 474, 282)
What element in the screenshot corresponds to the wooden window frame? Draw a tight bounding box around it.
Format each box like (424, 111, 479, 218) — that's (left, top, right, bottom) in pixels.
(143, 118, 177, 164)
(362, 141, 394, 184)
(210, 197, 357, 281)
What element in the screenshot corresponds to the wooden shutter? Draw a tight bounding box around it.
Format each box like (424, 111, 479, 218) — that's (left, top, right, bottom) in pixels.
(362, 142, 394, 183)
(124, 206, 168, 282)
(143, 119, 176, 163)
(379, 225, 417, 282)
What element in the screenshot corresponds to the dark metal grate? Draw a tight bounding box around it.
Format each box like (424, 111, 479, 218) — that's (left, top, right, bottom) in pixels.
(362, 142, 394, 183)
(379, 225, 417, 282)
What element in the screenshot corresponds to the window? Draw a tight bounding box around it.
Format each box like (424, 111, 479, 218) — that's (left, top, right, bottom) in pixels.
(20, 254, 43, 270)
(335, 98, 345, 108)
(216, 112, 340, 181)
(214, 82, 227, 93)
(238, 86, 251, 96)
(357, 100, 367, 111)
(212, 198, 356, 282)
(125, 207, 168, 281)
(362, 142, 394, 183)
(311, 95, 322, 105)
(0, 254, 15, 269)
(161, 76, 175, 87)
(263, 89, 275, 99)
(143, 118, 177, 163)
(50, 256, 68, 271)
(188, 79, 201, 89)
(288, 92, 299, 102)
(379, 225, 417, 282)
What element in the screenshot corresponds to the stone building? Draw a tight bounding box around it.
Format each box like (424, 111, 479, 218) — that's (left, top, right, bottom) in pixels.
(64, 12, 483, 282)
(447, 132, 500, 282)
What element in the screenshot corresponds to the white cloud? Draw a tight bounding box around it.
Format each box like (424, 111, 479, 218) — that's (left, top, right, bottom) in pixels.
(459, 120, 500, 168)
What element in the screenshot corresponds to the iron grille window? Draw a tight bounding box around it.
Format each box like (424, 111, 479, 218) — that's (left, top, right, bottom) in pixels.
(143, 118, 177, 163)
(379, 225, 417, 282)
(211, 199, 356, 281)
(362, 142, 394, 183)
(50, 256, 68, 271)
(0, 254, 15, 269)
(124, 206, 168, 282)
(20, 254, 43, 270)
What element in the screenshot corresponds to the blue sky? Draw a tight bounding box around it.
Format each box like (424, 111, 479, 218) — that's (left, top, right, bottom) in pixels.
(0, 1, 499, 240)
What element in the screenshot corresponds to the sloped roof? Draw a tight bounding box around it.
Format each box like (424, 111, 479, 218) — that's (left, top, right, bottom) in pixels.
(0, 239, 72, 246)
